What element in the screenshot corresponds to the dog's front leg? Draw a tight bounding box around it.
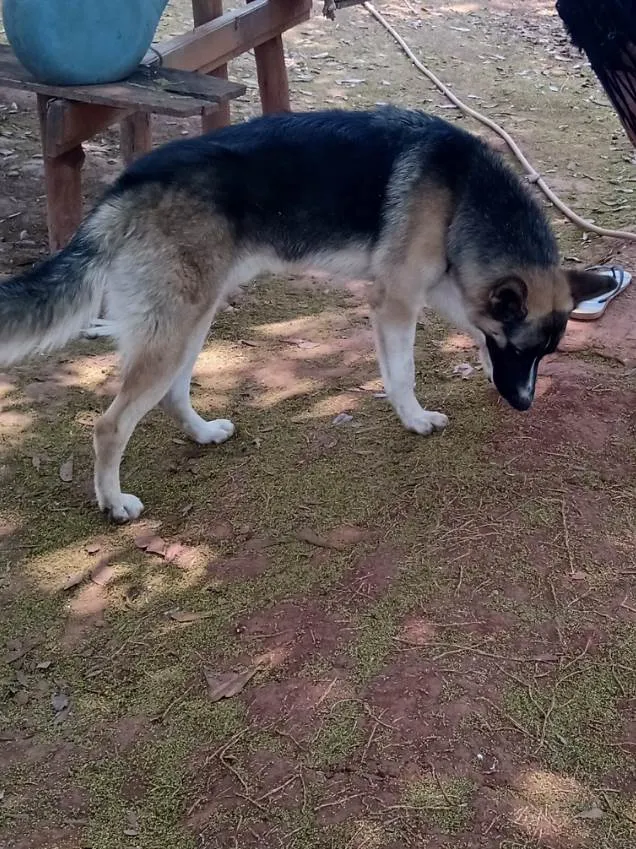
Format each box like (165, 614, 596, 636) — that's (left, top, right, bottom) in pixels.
(371, 294, 448, 436)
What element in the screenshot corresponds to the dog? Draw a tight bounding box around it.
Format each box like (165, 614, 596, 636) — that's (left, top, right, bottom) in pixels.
(0, 107, 613, 522)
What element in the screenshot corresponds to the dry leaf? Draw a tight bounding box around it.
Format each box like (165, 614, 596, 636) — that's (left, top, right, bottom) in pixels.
(123, 810, 140, 836)
(164, 542, 185, 563)
(570, 570, 588, 581)
(209, 521, 233, 541)
(203, 665, 261, 702)
(15, 670, 29, 687)
(31, 455, 42, 471)
(15, 689, 29, 706)
(172, 545, 199, 569)
(90, 563, 115, 587)
(53, 706, 70, 726)
(5, 637, 42, 664)
(51, 692, 69, 712)
(168, 610, 213, 623)
(59, 457, 74, 483)
(452, 362, 476, 379)
(62, 571, 86, 591)
(36, 660, 52, 670)
(85, 543, 101, 555)
(283, 337, 320, 349)
(577, 805, 604, 820)
(145, 537, 167, 557)
(296, 527, 346, 551)
(0, 731, 17, 742)
(245, 536, 277, 551)
(134, 533, 154, 550)
(332, 412, 353, 426)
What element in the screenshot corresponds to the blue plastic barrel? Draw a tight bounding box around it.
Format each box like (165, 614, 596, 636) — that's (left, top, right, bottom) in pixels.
(3, 0, 169, 85)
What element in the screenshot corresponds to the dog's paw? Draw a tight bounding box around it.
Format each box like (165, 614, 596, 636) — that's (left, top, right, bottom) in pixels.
(192, 418, 235, 445)
(106, 493, 145, 524)
(478, 345, 494, 384)
(402, 409, 449, 436)
(82, 318, 118, 339)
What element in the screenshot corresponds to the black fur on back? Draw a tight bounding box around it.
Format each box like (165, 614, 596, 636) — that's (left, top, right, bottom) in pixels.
(113, 107, 559, 269)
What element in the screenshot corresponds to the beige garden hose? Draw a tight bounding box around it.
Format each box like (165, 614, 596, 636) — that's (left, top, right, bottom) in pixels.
(363, 1, 636, 243)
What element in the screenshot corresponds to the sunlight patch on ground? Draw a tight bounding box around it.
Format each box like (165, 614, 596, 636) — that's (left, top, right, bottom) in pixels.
(345, 820, 386, 849)
(253, 310, 353, 340)
(437, 2, 482, 12)
(288, 393, 364, 422)
(510, 768, 592, 846)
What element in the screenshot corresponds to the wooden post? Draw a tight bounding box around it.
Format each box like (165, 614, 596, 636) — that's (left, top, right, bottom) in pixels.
(249, 0, 290, 114)
(254, 33, 289, 113)
(37, 95, 85, 251)
(193, 0, 231, 132)
(120, 111, 153, 164)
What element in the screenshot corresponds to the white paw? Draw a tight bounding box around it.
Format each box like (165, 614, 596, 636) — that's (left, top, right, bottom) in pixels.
(478, 345, 494, 383)
(402, 409, 449, 436)
(105, 493, 145, 524)
(193, 418, 235, 445)
(82, 319, 118, 339)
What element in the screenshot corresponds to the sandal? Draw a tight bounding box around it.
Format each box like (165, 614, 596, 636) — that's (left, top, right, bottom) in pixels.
(570, 264, 632, 322)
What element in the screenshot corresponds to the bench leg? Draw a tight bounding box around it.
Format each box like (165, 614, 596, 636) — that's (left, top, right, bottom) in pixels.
(193, 0, 231, 132)
(254, 34, 290, 114)
(202, 69, 232, 133)
(120, 112, 152, 165)
(42, 147, 85, 252)
(38, 95, 85, 252)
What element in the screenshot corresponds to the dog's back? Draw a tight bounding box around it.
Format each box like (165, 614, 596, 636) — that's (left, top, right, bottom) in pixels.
(111, 108, 480, 261)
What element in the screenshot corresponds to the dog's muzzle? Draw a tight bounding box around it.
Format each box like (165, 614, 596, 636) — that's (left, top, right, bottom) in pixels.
(486, 337, 539, 412)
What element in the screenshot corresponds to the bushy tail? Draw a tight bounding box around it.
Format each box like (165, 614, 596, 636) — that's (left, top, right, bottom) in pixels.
(0, 227, 107, 366)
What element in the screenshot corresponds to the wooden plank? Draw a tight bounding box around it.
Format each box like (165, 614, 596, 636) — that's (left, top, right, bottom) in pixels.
(120, 112, 152, 165)
(0, 44, 243, 116)
(193, 0, 232, 132)
(38, 96, 84, 251)
(131, 66, 244, 103)
(151, 0, 312, 74)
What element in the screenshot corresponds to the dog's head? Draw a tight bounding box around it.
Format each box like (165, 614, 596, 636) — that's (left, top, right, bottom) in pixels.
(477, 268, 616, 411)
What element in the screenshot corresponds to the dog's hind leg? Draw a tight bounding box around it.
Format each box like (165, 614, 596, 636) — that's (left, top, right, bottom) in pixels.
(93, 334, 192, 523)
(371, 285, 448, 436)
(160, 314, 235, 445)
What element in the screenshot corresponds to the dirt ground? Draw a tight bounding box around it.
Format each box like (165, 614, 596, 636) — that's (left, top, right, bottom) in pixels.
(1, 1, 635, 848)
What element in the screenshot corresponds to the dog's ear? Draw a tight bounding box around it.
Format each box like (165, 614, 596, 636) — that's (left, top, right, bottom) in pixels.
(565, 269, 617, 307)
(488, 277, 528, 324)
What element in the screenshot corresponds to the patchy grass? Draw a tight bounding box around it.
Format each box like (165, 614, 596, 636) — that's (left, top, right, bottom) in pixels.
(310, 700, 365, 769)
(401, 776, 476, 834)
(503, 640, 636, 781)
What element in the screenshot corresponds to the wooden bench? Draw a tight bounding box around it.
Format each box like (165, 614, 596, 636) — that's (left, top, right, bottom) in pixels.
(0, 0, 312, 252)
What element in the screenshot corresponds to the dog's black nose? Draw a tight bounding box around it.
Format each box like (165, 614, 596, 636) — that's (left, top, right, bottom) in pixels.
(507, 392, 533, 412)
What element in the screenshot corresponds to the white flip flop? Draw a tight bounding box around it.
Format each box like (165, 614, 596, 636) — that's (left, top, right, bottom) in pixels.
(570, 264, 632, 322)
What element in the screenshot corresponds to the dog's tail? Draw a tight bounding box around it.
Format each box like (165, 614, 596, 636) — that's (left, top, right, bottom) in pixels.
(0, 225, 108, 366)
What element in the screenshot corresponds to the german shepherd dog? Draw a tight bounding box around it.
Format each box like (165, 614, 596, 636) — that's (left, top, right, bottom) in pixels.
(0, 108, 613, 522)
